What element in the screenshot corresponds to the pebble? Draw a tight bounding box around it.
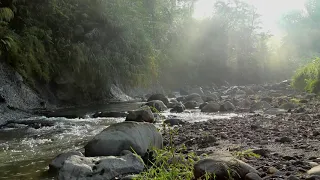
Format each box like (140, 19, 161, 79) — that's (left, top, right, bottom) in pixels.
(306, 175, 320, 180)
(252, 148, 270, 157)
(283, 155, 296, 160)
(287, 175, 300, 180)
(310, 162, 319, 168)
(245, 172, 262, 180)
(267, 167, 279, 174)
(220, 132, 228, 139)
(276, 136, 293, 143)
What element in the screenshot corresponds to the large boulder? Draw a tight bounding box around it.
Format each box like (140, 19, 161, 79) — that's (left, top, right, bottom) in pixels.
(202, 94, 219, 102)
(167, 99, 179, 108)
(193, 152, 258, 180)
(184, 101, 198, 109)
(170, 99, 179, 104)
(308, 165, 320, 176)
(84, 121, 163, 157)
(238, 98, 252, 109)
(147, 94, 169, 106)
(145, 100, 168, 112)
(245, 173, 262, 180)
(170, 103, 185, 113)
(220, 101, 236, 111)
(185, 93, 204, 104)
(58, 153, 144, 180)
(176, 96, 185, 102)
(201, 102, 220, 113)
(280, 102, 296, 110)
(250, 101, 272, 111)
(109, 84, 134, 102)
(126, 106, 154, 123)
(49, 151, 84, 172)
(199, 102, 208, 110)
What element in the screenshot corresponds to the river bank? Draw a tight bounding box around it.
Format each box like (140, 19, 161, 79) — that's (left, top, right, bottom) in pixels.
(1, 80, 320, 179)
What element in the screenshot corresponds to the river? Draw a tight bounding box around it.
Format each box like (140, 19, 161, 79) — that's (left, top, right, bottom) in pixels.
(0, 102, 239, 180)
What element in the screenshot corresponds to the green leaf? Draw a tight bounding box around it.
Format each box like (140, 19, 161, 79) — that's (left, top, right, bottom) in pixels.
(0, 8, 14, 22)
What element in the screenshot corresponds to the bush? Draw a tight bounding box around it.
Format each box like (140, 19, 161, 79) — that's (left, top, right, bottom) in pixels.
(134, 127, 211, 180)
(292, 57, 320, 93)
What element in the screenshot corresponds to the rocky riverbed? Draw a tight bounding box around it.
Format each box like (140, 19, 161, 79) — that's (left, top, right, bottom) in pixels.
(2, 80, 320, 179)
(163, 113, 320, 179)
(159, 81, 320, 179)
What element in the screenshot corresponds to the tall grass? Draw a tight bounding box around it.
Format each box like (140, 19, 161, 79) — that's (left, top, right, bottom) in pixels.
(134, 126, 211, 180)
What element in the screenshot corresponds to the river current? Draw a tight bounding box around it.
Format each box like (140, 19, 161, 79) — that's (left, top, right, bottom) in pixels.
(0, 102, 238, 179)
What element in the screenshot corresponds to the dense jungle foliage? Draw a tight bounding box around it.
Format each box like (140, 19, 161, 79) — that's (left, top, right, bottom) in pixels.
(285, 0, 320, 93)
(1, 0, 185, 102)
(1, 0, 320, 103)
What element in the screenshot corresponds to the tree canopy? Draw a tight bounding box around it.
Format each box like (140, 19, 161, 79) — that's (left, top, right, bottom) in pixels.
(1, 0, 319, 103)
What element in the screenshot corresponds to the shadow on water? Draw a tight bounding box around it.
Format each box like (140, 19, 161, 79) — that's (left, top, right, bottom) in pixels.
(44, 102, 144, 118)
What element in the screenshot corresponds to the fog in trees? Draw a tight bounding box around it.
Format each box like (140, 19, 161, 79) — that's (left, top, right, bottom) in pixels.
(1, 0, 319, 98)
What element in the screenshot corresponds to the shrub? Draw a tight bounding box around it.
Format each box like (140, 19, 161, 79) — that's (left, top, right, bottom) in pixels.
(134, 146, 199, 180)
(134, 126, 211, 180)
(292, 57, 320, 93)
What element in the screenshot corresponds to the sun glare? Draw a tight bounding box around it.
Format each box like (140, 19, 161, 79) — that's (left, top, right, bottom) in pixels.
(193, 0, 307, 36)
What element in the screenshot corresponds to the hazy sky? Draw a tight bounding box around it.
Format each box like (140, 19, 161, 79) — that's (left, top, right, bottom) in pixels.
(193, 0, 307, 36)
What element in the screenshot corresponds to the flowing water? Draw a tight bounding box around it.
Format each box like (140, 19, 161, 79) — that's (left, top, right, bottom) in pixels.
(0, 102, 239, 180)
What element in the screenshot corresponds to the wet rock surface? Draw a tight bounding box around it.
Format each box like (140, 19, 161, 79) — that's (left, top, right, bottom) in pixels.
(147, 94, 169, 106)
(0, 61, 47, 126)
(144, 100, 168, 112)
(170, 103, 185, 113)
(194, 152, 259, 180)
(125, 106, 154, 123)
(84, 121, 163, 157)
(58, 153, 144, 180)
(49, 151, 84, 172)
